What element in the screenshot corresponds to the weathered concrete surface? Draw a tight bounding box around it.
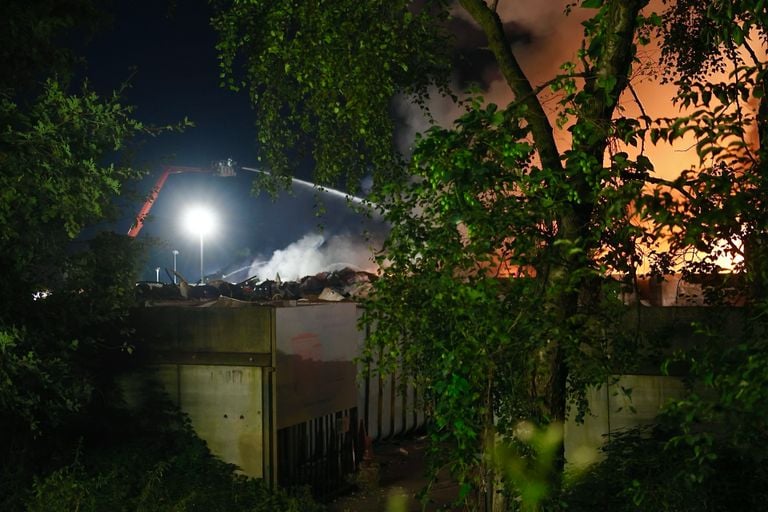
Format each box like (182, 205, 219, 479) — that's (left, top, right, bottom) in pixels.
(132, 306, 276, 481)
(132, 306, 274, 354)
(131, 302, 362, 484)
(129, 305, 747, 487)
(275, 304, 358, 429)
(564, 375, 686, 469)
(566, 306, 746, 469)
(158, 364, 267, 477)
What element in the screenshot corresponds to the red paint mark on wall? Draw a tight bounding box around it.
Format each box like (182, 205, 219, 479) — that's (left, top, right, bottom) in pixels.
(291, 332, 322, 361)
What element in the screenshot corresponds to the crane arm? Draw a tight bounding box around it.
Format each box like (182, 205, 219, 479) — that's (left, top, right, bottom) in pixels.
(127, 166, 213, 238)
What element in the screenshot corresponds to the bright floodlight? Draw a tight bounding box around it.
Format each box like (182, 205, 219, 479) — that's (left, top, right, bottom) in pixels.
(183, 206, 217, 285)
(183, 206, 216, 236)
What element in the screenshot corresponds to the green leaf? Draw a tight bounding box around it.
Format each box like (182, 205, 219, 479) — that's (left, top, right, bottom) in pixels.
(581, 0, 603, 9)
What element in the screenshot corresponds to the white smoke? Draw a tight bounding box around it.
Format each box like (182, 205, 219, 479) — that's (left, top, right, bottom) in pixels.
(394, 82, 468, 155)
(247, 233, 378, 282)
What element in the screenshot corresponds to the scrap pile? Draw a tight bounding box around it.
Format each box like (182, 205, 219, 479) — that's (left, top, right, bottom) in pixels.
(135, 267, 377, 304)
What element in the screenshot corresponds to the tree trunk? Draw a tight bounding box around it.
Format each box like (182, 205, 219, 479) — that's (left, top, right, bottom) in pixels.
(463, 0, 649, 484)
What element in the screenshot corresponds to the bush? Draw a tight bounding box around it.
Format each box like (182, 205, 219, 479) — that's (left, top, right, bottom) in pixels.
(20, 383, 323, 512)
(561, 425, 768, 512)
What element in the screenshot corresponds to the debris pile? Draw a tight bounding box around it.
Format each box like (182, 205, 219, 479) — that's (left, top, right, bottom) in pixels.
(136, 267, 377, 304)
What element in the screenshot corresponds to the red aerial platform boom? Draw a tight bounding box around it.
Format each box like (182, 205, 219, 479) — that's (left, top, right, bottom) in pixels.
(126, 161, 236, 238)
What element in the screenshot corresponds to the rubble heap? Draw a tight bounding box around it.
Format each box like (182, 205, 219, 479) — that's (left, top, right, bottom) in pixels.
(135, 267, 377, 304)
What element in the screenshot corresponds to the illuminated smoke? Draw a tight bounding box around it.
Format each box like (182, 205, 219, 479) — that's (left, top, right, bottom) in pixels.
(394, 0, 730, 183)
(394, 0, 589, 154)
(246, 233, 377, 282)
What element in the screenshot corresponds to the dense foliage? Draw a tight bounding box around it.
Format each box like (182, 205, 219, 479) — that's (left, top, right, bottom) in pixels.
(210, 0, 768, 509)
(568, 2, 768, 510)
(562, 423, 768, 512)
(0, 2, 316, 510)
(212, 0, 454, 194)
(0, 1, 155, 505)
(21, 384, 322, 512)
(562, 310, 768, 510)
(0, 0, 149, 455)
(213, 0, 653, 507)
(642, 0, 768, 297)
(361, 98, 639, 504)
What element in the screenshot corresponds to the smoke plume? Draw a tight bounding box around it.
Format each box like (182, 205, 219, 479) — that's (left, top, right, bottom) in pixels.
(247, 233, 378, 282)
(394, 0, 750, 182)
(394, 0, 587, 154)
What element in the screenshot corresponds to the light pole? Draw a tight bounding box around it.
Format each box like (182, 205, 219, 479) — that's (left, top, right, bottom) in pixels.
(172, 250, 179, 284)
(183, 206, 216, 285)
(199, 232, 204, 284)
(155, 267, 160, 282)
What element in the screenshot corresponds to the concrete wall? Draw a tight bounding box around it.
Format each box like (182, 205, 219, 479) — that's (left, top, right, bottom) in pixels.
(131, 302, 365, 482)
(132, 306, 275, 354)
(156, 364, 268, 478)
(565, 307, 745, 469)
(564, 375, 686, 469)
(274, 303, 358, 429)
(132, 306, 276, 482)
(131, 305, 744, 477)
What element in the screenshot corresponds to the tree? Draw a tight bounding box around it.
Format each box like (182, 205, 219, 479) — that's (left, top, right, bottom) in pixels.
(0, 0, 108, 93)
(0, 3, 325, 510)
(0, 0, 150, 319)
(211, 0, 455, 194)
(212, 0, 768, 508)
(643, 0, 768, 298)
(212, 0, 658, 507)
(554, 3, 768, 509)
(632, 0, 768, 502)
(0, 1, 159, 502)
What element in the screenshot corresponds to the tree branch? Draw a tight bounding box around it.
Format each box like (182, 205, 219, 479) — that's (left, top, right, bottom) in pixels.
(742, 40, 764, 71)
(582, 0, 650, 123)
(730, 60, 759, 168)
(564, 0, 649, 238)
(509, 72, 591, 110)
(627, 82, 648, 154)
(458, 0, 564, 176)
(621, 171, 695, 201)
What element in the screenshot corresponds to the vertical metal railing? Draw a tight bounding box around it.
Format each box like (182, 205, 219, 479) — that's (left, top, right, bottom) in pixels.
(359, 357, 427, 442)
(277, 407, 358, 501)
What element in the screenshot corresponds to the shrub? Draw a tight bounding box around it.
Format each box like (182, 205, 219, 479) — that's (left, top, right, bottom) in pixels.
(561, 425, 768, 512)
(21, 383, 324, 512)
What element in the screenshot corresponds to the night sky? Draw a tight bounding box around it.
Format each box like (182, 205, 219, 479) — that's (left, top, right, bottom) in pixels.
(83, 0, 386, 283)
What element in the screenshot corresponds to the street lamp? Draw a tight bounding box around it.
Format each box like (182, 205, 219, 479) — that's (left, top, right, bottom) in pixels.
(172, 250, 179, 284)
(183, 206, 216, 284)
(155, 267, 160, 282)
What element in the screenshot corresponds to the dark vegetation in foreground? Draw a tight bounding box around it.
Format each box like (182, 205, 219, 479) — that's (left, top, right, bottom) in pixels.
(4, 379, 321, 512)
(5, 0, 768, 510)
(563, 424, 768, 512)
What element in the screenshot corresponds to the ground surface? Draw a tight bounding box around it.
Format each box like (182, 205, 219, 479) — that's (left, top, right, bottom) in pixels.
(327, 436, 461, 512)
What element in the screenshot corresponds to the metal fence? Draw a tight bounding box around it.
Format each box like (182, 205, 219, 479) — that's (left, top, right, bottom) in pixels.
(277, 407, 362, 500)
